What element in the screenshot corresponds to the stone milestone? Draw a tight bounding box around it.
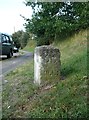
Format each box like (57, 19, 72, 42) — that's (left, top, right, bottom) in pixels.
(34, 45, 61, 85)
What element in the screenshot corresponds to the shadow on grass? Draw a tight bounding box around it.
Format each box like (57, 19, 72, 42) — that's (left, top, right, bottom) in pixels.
(61, 65, 79, 80)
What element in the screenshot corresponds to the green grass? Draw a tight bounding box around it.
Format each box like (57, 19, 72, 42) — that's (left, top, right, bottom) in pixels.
(2, 30, 88, 118)
(23, 40, 36, 52)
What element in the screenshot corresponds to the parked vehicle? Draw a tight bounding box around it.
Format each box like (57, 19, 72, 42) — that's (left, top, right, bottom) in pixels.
(0, 32, 14, 58)
(13, 46, 19, 53)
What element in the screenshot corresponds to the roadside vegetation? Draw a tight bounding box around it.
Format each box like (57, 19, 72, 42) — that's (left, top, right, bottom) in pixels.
(23, 40, 36, 52)
(12, 2, 89, 48)
(2, 29, 87, 118)
(2, 1, 88, 119)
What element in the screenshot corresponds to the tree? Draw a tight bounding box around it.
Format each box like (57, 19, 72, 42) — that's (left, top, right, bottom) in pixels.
(25, 2, 63, 45)
(24, 1, 89, 45)
(12, 30, 29, 49)
(12, 31, 22, 48)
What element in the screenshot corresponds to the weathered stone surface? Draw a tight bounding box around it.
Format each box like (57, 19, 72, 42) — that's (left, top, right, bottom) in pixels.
(34, 45, 61, 85)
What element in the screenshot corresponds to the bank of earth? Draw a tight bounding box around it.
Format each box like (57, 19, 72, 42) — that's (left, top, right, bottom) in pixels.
(2, 29, 87, 118)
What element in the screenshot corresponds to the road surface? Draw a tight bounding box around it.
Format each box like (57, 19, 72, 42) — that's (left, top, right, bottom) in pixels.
(0, 52, 33, 119)
(0, 51, 33, 77)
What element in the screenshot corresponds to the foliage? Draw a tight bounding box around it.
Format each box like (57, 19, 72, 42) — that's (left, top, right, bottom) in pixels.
(12, 30, 30, 49)
(24, 1, 89, 45)
(12, 30, 22, 48)
(23, 39, 36, 52)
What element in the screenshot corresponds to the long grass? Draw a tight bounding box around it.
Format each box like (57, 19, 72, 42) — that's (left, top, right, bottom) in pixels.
(2, 29, 88, 118)
(23, 40, 36, 52)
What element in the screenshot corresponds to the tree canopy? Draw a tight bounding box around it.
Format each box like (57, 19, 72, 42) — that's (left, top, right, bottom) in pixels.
(24, 1, 89, 45)
(12, 30, 29, 49)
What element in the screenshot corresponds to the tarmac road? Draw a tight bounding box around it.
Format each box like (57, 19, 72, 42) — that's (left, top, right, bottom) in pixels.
(0, 51, 33, 119)
(0, 51, 33, 77)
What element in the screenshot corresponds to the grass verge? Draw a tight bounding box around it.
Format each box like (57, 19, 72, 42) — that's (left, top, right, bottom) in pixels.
(2, 30, 88, 118)
(23, 40, 36, 52)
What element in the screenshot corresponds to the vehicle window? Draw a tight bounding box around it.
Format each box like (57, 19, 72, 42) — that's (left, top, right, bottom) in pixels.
(1, 34, 11, 43)
(2, 34, 7, 43)
(5, 35, 11, 43)
(0, 35, 1, 43)
(9, 36, 13, 42)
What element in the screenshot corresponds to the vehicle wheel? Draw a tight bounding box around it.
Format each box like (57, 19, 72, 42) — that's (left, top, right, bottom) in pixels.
(7, 51, 13, 58)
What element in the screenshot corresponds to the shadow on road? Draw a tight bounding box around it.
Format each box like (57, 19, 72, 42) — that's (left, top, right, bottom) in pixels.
(0, 56, 7, 61)
(0, 53, 21, 61)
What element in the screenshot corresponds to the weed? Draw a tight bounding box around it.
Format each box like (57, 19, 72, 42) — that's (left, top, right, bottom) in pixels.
(2, 30, 87, 118)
